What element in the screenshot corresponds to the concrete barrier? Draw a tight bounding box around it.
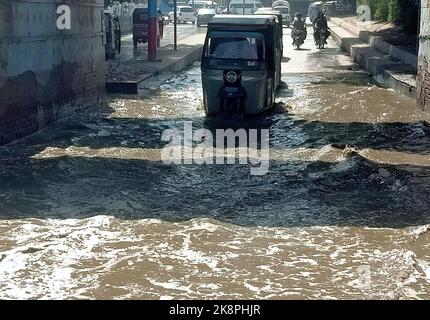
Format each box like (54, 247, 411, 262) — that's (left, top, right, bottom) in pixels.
(329, 22, 417, 100)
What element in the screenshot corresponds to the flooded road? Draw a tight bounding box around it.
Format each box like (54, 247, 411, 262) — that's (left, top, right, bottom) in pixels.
(1, 28, 430, 299)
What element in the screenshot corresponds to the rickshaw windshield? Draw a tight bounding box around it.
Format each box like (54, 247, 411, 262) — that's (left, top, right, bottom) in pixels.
(133, 10, 148, 23)
(206, 31, 265, 61)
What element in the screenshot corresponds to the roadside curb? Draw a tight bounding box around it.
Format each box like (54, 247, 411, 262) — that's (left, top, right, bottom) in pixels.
(330, 17, 418, 69)
(329, 20, 417, 100)
(106, 45, 203, 94)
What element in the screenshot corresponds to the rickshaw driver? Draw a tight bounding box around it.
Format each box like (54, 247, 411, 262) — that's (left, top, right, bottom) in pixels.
(212, 38, 259, 60)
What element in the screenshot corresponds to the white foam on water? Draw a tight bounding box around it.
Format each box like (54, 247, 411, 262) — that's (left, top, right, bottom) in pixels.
(148, 280, 194, 294)
(1, 217, 430, 299)
(415, 259, 430, 282)
(180, 234, 220, 271)
(410, 225, 430, 239)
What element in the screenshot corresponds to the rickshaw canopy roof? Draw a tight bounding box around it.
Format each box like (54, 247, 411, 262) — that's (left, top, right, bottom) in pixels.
(209, 14, 276, 26)
(272, 0, 290, 8)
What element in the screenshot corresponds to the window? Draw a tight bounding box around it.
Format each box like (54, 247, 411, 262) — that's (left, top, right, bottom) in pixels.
(206, 35, 265, 60)
(180, 7, 194, 12)
(231, 4, 256, 9)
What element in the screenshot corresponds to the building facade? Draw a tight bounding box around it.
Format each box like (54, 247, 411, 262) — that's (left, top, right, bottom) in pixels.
(0, 0, 105, 145)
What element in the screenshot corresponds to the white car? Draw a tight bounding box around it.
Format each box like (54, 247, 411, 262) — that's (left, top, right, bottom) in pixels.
(168, 6, 196, 24)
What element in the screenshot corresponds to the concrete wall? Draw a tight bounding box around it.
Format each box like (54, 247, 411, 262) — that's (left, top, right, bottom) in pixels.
(0, 0, 105, 145)
(418, 0, 430, 112)
(119, 15, 133, 34)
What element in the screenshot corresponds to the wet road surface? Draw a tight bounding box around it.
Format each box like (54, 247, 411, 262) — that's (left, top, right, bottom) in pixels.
(1, 27, 430, 299)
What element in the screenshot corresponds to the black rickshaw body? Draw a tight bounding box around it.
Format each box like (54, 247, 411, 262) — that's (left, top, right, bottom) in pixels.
(201, 15, 280, 115)
(253, 9, 283, 65)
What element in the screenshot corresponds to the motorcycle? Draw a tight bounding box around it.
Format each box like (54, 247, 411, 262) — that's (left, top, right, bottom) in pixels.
(292, 29, 306, 49)
(315, 27, 328, 49)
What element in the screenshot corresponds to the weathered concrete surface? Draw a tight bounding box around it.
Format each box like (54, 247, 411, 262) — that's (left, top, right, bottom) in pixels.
(329, 17, 418, 68)
(0, 0, 105, 145)
(329, 18, 417, 100)
(418, 0, 430, 112)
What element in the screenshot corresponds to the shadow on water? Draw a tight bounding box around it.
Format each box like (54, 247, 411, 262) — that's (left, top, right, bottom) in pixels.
(12, 113, 429, 155)
(1, 65, 429, 229)
(0, 114, 430, 228)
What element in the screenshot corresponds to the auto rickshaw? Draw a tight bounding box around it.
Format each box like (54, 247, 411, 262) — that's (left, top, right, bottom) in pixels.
(253, 8, 283, 84)
(201, 15, 281, 115)
(132, 8, 162, 48)
(254, 8, 283, 49)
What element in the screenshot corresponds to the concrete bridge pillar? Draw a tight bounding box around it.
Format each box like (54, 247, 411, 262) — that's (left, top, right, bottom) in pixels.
(0, 0, 105, 145)
(418, 0, 430, 111)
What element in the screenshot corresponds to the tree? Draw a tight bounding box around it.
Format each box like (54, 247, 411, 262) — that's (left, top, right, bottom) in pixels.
(355, 0, 419, 34)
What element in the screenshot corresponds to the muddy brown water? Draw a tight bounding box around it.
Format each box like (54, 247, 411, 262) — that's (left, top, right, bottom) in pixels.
(1, 63, 430, 299)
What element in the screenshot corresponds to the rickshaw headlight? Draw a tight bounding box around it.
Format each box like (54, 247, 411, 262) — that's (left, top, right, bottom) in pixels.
(225, 71, 238, 83)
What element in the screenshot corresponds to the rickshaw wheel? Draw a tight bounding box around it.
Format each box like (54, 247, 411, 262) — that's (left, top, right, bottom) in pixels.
(116, 38, 121, 53)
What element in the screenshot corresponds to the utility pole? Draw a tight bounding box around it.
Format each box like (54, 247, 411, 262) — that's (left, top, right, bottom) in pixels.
(417, 0, 430, 111)
(174, 0, 177, 50)
(148, 0, 157, 61)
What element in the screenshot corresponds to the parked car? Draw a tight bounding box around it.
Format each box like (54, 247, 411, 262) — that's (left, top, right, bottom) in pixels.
(188, 0, 218, 13)
(196, 8, 216, 27)
(168, 6, 196, 24)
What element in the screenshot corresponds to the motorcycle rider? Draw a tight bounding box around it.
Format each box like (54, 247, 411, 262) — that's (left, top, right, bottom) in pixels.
(158, 9, 164, 40)
(292, 13, 307, 46)
(313, 11, 330, 45)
